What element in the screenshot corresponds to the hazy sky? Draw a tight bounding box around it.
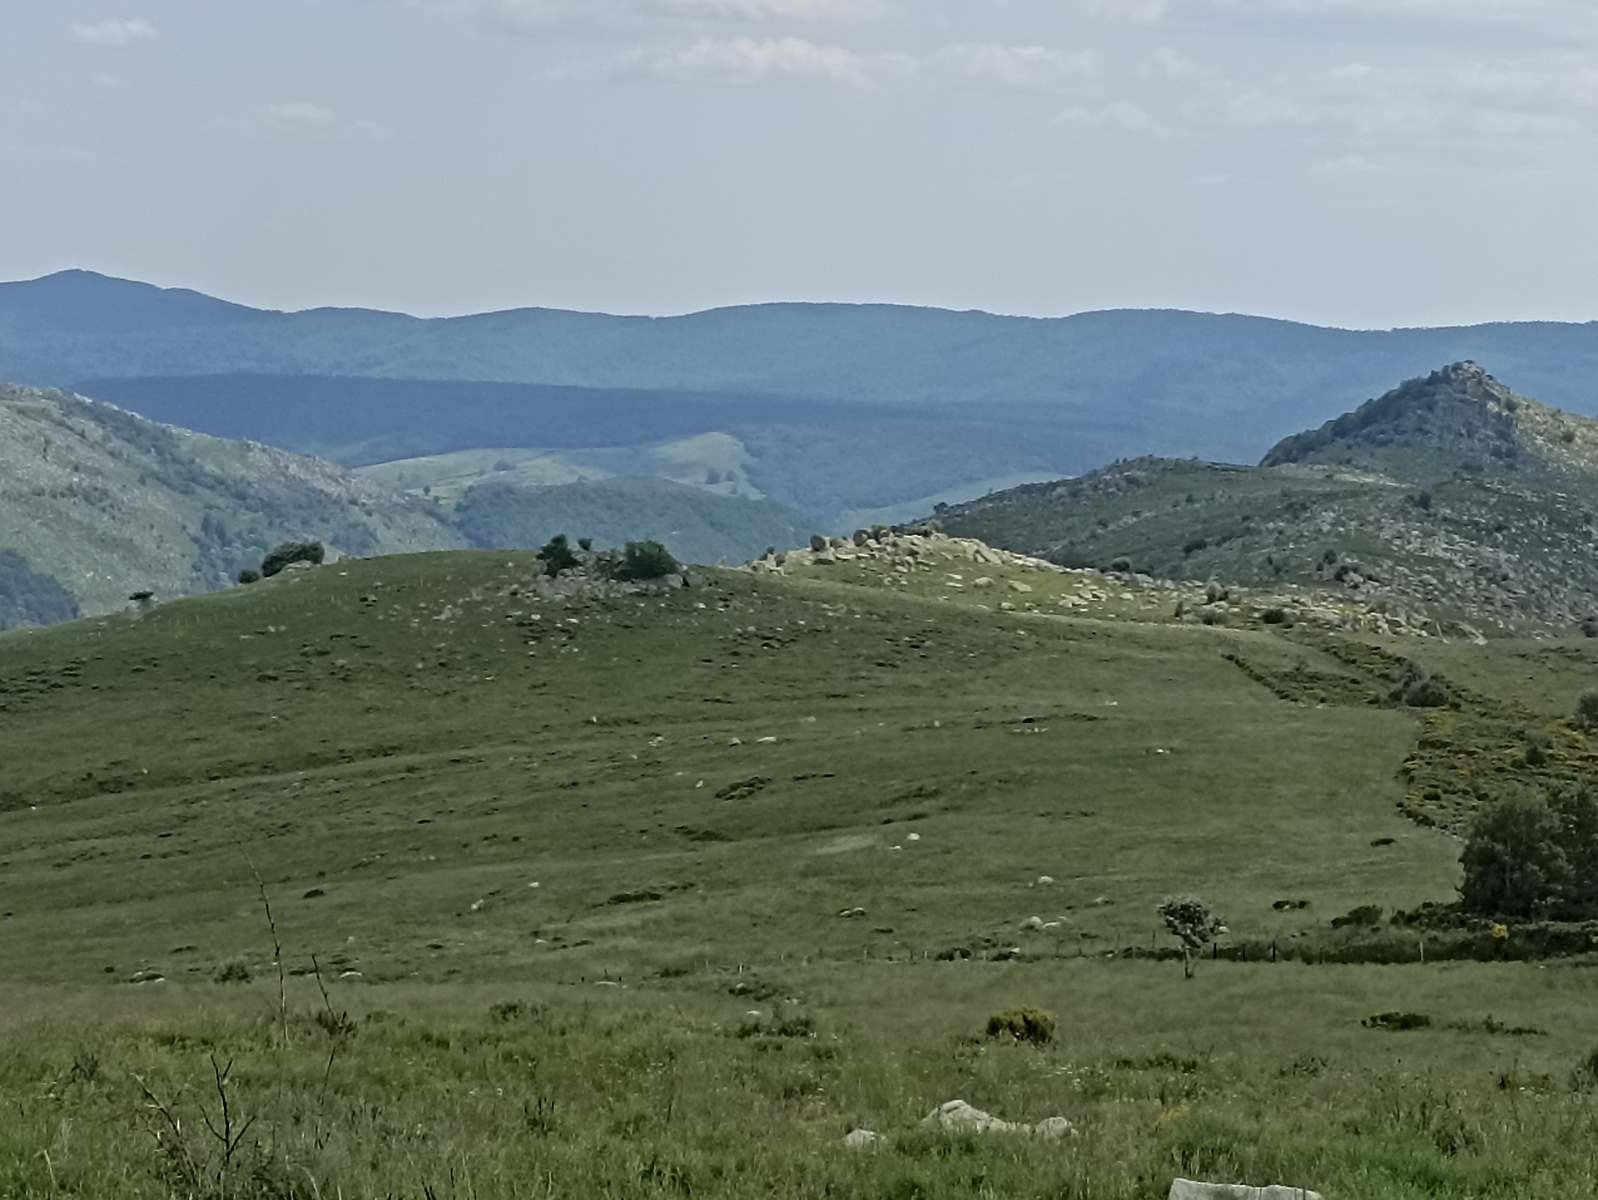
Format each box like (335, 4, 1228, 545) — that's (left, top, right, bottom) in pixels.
(2, 1, 1595, 326)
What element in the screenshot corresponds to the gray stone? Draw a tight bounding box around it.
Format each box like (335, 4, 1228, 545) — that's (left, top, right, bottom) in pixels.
(1168, 1181, 1324, 1200)
(843, 1129, 881, 1149)
(809, 534, 828, 552)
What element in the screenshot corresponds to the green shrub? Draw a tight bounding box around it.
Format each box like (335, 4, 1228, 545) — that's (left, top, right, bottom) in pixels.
(1577, 690, 1598, 730)
(237, 569, 260, 585)
(214, 958, 252, 984)
(615, 540, 681, 582)
(1108, 557, 1132, 573)
(1261, 607, 1289, 626)
(260, 541, 325, 578)
(1391, 661, 1449, 708)
(1524, 731, 1552, 768)
(985, 1008, 1056, 1045)
(536, 534, 580, 578)
(1572, 1048, 1598, 1091)
(1362, 1011, 1432, 1031)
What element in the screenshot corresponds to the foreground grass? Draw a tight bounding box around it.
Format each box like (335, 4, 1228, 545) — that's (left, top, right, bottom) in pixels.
(5, 961, 1598, 1198)
(2, 552, 1593, 1196)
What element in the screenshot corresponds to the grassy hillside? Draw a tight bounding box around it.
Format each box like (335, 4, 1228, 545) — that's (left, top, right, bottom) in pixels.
(452, 477, 814, 565)
(4, 548, 1598, 1195)
(0, 385, 461, 626)
(0, 270, 1595, 482)
(939, 365, 1598, 633)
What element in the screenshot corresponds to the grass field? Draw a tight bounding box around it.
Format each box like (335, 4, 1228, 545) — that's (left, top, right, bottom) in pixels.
(2, 552, 1596, 1198)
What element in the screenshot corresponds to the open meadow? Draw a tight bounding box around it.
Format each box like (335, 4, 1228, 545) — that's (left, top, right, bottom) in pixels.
(3, 552, 1596, 1198)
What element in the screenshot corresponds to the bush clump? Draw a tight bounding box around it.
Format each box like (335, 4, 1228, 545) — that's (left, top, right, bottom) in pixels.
(260, 541, 325, 579)
(985, 1008, 1056, 1045)
(214, 958, 252, 984)
(1391, 661, 1450, 708)
(1576, 690, 1598, 730)
(237, 569, 260, 585)
(536, 534, 580, 578)
(1363, 1011, 1432, 1031)
(614, 540, 681, 582)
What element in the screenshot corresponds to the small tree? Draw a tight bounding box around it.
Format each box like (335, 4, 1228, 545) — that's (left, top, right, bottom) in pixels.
(536, 534, 579, 578)
(1459, 798, 1569, 918)
(1158, 896, 1225, 979)
(615, 540, 681, 582)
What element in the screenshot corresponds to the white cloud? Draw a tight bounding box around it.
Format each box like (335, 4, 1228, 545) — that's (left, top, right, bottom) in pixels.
(586, 35, 877, 84)
(257, 102, 393, 140)
(560, 38, 1101, 90)
(925, 44, 1095, 90)
(264, 101, 337, 126)
(71, 18, 156, 46)
(1056, 100, 1169, 135)
(427, 0, 872, 35)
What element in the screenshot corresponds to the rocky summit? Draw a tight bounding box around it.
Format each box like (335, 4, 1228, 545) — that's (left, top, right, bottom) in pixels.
(936, 364, 1598, 635)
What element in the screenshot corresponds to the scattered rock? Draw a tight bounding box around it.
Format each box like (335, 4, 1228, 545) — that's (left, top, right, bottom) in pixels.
(973, 577, 996, 590)
(838, 906, 867, 918)
(1007, 580, 1033, 594)
(809, 534, 828, 552)
(843, 1129, 881, 1150)
(920, 1100, 1074, 1139)
(1036, 874, 1055, 886)
(1021, 915, 1046, 932)
(1168, 1181, 1324, 1200)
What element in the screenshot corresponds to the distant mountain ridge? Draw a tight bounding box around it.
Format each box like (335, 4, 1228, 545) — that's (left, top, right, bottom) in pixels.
(936, 364, 1598, 632)
(3, 270, 1597, 482)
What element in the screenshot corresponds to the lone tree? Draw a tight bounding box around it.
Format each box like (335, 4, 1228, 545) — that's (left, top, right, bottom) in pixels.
(536, 534, 580, 578)
(1158, 896, 1226, 979)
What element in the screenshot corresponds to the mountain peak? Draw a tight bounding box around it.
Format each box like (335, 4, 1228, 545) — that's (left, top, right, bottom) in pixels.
(1258, 361, 1562, 473)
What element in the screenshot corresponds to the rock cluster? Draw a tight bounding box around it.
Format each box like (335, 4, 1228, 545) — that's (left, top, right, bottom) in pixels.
(746, 527, 1062, 580)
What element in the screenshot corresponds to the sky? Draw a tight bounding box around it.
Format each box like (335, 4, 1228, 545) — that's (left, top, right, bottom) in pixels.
(1, 1, 1595, 327)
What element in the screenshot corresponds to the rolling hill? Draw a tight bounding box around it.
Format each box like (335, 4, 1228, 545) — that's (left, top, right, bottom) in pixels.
(0, 384, 831, 629)
(936, 364, 1598, 633)
(3, 270, 1597, 525)
(5, 539, 1598, 1196)
(0, 383, 461, 626)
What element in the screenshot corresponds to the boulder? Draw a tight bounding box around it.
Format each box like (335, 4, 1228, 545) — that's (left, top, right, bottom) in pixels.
(809, 534, 828, 552)
(843, 1129, 881, 1150)
(1168, 1182, 1324, 1200)
(972, 577, 995, 589)
(1008, 580, 1033, 594)
(853, 529, 870, 547)
(921, 1100, 1074, 1139)
(922, 1100, 1022, 1135)
(1032, 1116, 1077, 1140)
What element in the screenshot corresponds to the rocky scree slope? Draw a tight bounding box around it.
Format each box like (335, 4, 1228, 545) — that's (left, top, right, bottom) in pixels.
(747, 527, 1435, 637)
(935, 364, 1598, 634)
(0, 384, 461, 626)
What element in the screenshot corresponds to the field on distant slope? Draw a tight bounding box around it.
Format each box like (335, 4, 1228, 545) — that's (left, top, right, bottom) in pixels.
(3, 553, 1598, 1197)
